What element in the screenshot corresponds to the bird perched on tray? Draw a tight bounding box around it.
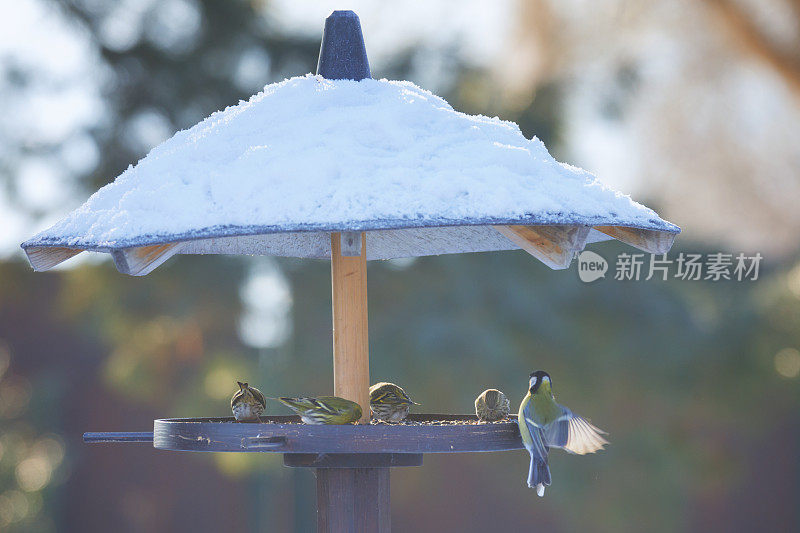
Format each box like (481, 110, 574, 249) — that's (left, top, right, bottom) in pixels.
(231, 381, 266, 422)
(277, 396, 362, 425)
(518, 371, 608, 497)
(475, 388, 510, 421)
(369, 382, 418, 422)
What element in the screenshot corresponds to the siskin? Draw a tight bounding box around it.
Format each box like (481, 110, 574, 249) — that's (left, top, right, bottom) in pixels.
(231, 381, 267, 422)
(369, 382, 418, 423)
(475, 388, 510, 421)
(278, 396, 362, 425)
(518, 371, 608, 497)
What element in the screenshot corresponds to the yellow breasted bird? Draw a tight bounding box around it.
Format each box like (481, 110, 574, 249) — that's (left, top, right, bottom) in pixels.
(475, 388, 510, 421)
(278, 396, 362, 424)
(231, 381, 266, 422)
(518, 371, 608, 497)
(369, 382, 418, 422)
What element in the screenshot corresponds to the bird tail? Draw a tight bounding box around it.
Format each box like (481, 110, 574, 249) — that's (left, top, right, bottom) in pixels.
(527, 455, 551, 497)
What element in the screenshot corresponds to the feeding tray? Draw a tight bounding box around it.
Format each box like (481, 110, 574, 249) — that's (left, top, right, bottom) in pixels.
(85, 414, 522, 469)
(85, 414, 522, 461)
(152, 414, 522, 455)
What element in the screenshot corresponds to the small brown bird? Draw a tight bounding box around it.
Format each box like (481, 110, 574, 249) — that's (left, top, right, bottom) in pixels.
(475, 388, 511, 421)
(369, 382, 418, 423)
(231, 381, 266, 422)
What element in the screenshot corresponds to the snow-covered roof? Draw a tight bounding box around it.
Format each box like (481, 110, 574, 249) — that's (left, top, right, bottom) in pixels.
(21, 74, 679, 275)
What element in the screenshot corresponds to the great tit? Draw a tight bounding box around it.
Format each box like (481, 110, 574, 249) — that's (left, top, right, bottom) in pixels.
(518, 371, 608, 496)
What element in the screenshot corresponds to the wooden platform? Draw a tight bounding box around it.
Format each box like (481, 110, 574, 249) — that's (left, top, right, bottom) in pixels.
(148, 413, 522, 454)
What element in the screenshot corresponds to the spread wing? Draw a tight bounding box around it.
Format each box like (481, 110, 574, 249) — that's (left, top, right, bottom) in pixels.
(522, 402, 550, 461)
(544, 406, 608, 455)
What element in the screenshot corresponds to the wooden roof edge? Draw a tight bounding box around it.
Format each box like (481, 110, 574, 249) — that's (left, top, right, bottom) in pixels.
(23, 224, 677, 275)
(594, 226, 676, 254)
(111, 242, 185, 276)
(494, 224, 677, 269)
(24, 246, 84, 272)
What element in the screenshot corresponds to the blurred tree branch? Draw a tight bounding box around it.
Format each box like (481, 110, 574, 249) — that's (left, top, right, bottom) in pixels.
(495, 0, 556, 107)
(704, 0, 800, 100)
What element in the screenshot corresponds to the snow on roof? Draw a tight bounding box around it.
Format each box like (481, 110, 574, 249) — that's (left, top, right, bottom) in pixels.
(22, 74, 679, 274)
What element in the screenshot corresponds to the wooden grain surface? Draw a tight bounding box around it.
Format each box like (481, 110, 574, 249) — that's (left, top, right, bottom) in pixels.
(595, 225, 676, 254)
(316, 467, 390, 533)
(494, 224, 588, 269)
(331, 232, 371, 423)
(26, 246, 83, 271)
(112, 242, 184, 276)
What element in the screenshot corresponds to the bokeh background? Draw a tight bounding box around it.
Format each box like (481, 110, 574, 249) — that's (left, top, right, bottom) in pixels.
(1, 0, 799, 531)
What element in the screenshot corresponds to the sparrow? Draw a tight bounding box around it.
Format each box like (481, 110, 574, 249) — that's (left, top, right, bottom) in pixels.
(475, 388, 510, 421)
(231, 381, 266, 422)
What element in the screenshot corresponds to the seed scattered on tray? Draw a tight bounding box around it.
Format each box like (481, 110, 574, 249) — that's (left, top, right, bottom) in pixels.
(209, 416, 516, 425)
(371, 419, 513, 426)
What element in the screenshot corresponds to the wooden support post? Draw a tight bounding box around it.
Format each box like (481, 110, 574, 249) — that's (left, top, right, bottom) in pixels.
(326, 232, 386, 532)
(316, 468, 390, 533)
(320, 13, 376, 522)
(330, 232, 370, 423)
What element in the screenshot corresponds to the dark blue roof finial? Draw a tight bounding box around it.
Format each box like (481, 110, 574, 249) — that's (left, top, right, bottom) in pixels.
(316, 10, 371, 81)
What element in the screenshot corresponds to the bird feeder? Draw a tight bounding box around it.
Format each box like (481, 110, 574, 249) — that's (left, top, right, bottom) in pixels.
(23, 11, 679, 532)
